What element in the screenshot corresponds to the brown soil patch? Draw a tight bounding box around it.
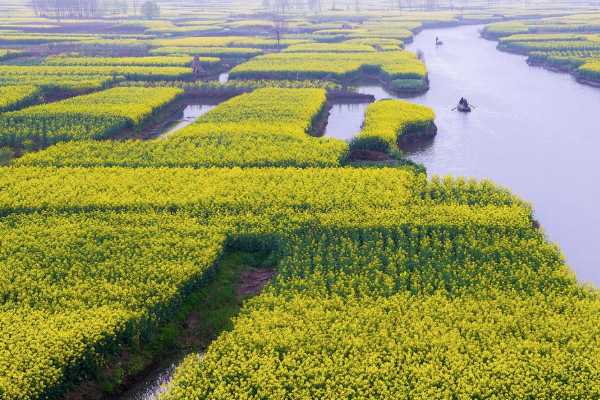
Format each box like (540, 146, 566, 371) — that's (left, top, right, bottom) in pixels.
(238, 269, 275, 298)
(349, 149, 392, 161)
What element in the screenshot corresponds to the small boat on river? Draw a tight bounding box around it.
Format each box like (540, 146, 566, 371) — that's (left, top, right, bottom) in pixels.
(455, 97, 472, 112)
(457, 103, 471, 112)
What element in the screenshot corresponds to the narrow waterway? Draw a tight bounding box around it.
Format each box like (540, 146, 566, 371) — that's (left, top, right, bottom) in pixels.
(117, 356, 185, 400)
(331, 24, 600, 284)
(325, 101, 371, 139)
(151, 101, 220, 139)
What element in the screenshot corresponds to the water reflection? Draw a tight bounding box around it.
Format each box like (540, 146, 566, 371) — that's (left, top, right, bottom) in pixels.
(324, 102, 371, 140)
(118, 354, 197, 400)
(154, 102, 220, 140)
(356, 78, 395, 101)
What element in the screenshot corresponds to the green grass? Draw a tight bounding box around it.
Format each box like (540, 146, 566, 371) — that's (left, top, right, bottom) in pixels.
(66, 251, 275, 399)
(0, 146, 14, 166)
(178, 251, 274, 345)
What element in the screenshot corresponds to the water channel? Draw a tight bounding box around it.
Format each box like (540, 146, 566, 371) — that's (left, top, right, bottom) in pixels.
(328, 24, 600, 286)
(149, 74, 230, 139)
(117, 356, 186, 400)
(151, 102, 220, 139)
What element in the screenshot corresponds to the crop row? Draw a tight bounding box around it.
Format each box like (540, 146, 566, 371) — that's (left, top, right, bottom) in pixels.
(0, 75, 117, 94)
(285, 43, 376, 53)
(311, 26, 414, 43)
(501, 39, 600, 53)
(0, 166, 578, 399)
(0, 87, 182, 148)
(0, 85, 42, 113)
(351, 99, 436, 153)
(163, 228, 600, 399)
(33, 134, 339, 171)
(0, 168, 529, 226)
(0, 33, 101, 44)
(228, 51, 427, 82)
(118, 79, 347, 92)
(194, 87, 327, 132)
(16, 88, 346, 168)
(0, 49, 27, 61)
(0, 210, 225, 400)
(15, 124, 347, 169)
(527, 49, 600, 63)
(0, 65, 193, 81)
(42, 55, 218, 68)
(576, 61, 600, 80)
(484, 18, 600, 39)
(344, 37, 404, 47)
(152, 36, 313, 49)
(499, 33, 593, 43)
(149, 46, 263, 58)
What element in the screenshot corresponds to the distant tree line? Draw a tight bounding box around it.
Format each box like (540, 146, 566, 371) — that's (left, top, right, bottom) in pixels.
(30, 0, 129, 18)
(262, 0, 323, 13)
(261, 0, 528, 13)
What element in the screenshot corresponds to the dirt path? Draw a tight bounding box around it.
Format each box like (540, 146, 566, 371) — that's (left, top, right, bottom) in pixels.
(238, 269, 275, 298)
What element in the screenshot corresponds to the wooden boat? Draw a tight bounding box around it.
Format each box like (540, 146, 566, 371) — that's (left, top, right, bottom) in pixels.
(457, 103, 471, 112)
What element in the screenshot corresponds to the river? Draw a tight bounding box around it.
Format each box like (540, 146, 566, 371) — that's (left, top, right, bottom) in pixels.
(328, 24, 600, 285)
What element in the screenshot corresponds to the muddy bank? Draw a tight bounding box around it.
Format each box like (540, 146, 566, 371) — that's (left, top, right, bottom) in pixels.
(526, 61, 570, 72)
(495, 40, 600, 88)
(575, 76, 600, 88)
(347, 124, 436, 163)
(513, 53, 600, 90)
(398, 124, 438, 146)
(326, 92, 374, 101)
(65, 350, 183, 400)
(347, 149, 425, 171)
(309, 103, 333, 137)
(495, 45, 528, 56)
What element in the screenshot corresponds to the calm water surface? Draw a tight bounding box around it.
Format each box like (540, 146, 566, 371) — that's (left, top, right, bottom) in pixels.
(118, 354, 190, 400)
(330, 24, 600, 284)
(152, 101, 220, 139)
(219, 72, 229, 84)
(325, 101, 371, 139)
